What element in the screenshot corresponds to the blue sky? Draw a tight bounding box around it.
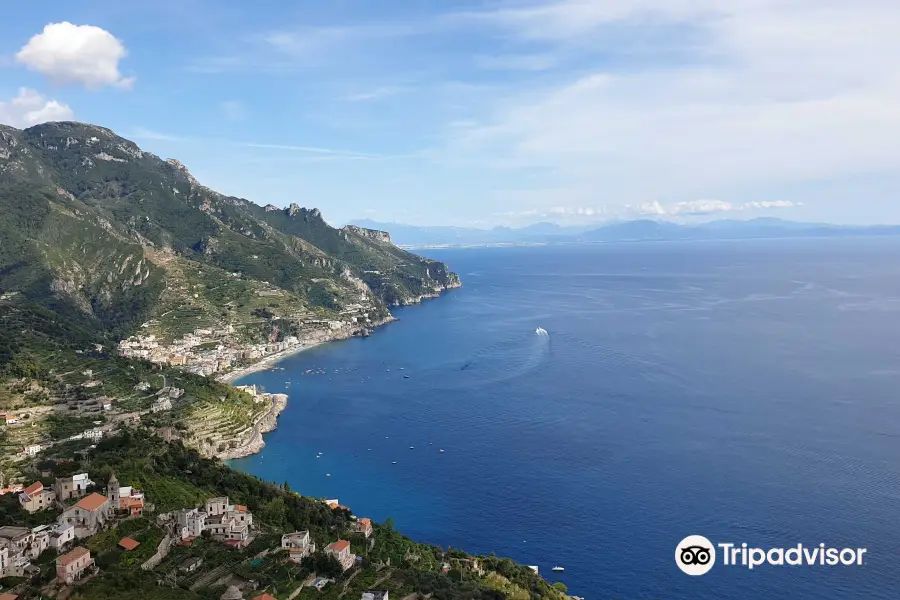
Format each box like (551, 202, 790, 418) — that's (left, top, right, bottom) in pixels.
(1, 0, 899, 227)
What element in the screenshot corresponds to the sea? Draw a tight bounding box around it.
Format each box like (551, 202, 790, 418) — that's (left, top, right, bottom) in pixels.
(230, 237, 900, 599)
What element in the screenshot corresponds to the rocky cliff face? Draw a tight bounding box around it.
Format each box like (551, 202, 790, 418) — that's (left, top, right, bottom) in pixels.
(342, 225, 392, 245)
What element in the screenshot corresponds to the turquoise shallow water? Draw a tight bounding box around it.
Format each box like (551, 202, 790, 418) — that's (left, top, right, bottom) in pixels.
(231, 238, 900, 598)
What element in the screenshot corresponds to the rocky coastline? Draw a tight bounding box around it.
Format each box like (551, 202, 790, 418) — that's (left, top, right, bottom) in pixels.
(215, 392, 288, 460)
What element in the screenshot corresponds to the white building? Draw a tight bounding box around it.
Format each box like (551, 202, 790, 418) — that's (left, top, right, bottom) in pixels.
(281, 531, 315, 562)
(50, 523, 75, 552)
(174, 508, 207, 540)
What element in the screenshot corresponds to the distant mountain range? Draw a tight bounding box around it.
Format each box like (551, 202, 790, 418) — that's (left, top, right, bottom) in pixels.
(348, 218, 900, 247)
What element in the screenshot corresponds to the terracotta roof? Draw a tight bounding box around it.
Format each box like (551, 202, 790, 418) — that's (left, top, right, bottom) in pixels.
(0, 593, 19, 600)
(252, 595, 278, 600)
(74, 492, 108, 512)
(121, 497, 144, 509)
(118, 537, 140, 551)
(234, 504, 248, 512)
(22, 481, 43, 496)
(57, 546, 90, 566)
(327, 540, 350, 552)
(359, 518, 371, 528)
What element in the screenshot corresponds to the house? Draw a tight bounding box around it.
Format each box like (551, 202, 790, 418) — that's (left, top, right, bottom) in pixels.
(0, 527, 33, 555)
(202, 497, 253, 543)
(179, 556, 203, 572)
(118, 537, 140, 551)
(61, 493, 109, 537)
(361, 592, 389, 600)
(54, 473, 93, 501)
(29, 525, 50, 558)
(353, 518, 373, 539)
(252, 595, 278, 600)
(18, 482, 56, 513)
(83, 428, 104, 442)
(0, 592, 19, 600)
(1, 414, 18, 425)
(220, 585, 244, 600)
(22, 444, 42, 457)
(56, 546, 93, 584)
(121, 496, 144, 516)
(281, 531, 314, 562)
(324, 540, 355, 571)
(174, 508, 206, 540)
(205, 497, 230, 516)
(151, 398, 172, 413)
(50, 523, 75, 552)
(205, 514, 249, 544)
(107, 473, 145, 517)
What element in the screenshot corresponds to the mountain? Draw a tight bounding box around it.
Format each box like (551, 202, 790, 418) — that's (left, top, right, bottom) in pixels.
(352, 217, 900, 247)
(0, 122, 459, 345)
(347, 219, 588, 246)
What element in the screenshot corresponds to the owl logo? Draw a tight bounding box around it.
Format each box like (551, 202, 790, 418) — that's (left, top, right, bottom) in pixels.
(676, 535, 716, 575)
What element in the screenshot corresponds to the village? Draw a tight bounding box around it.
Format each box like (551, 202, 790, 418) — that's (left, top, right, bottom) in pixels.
(117, 305, 377, 378)
(0, 469, 390, 600)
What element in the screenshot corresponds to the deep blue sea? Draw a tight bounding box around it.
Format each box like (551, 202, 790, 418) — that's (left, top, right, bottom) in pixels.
(231, 238, 900, 599)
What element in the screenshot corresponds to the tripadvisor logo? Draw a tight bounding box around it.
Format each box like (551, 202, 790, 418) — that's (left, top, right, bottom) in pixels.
(676, 535, 716, 576)
(675, 535, 868, 575)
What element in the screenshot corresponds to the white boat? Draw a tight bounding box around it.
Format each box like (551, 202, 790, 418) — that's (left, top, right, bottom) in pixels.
(535, 327, 549, 336)
(552, 566, 564, 572)
(439, 449, 445, 453)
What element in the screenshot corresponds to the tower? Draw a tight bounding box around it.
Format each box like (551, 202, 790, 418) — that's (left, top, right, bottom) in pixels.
(107, 472, 120, 516)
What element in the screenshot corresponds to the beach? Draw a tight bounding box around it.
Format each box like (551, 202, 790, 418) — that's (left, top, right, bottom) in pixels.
(217, 341, 326, 384)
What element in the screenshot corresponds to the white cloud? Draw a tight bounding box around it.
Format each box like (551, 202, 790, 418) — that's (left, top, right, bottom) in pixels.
(15, 22, 134, 89)
(441, 0, 900, 205)
(637, 199, 800, 216)
(0, 88, 74, 128)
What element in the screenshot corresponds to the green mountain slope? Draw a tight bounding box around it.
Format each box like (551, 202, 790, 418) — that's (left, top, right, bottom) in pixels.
(0, 121, 459, 342)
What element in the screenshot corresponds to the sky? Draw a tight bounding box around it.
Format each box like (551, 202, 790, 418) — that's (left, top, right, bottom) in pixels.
(1, 0, 899, 227)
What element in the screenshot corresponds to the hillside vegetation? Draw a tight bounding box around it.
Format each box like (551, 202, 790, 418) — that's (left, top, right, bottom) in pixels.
(0, 121, 459, 344)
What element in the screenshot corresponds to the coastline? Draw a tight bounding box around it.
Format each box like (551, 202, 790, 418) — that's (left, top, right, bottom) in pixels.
(216, 392, 288, 460)
(213, 284, 460, 459)
(217, 341, 327, 384)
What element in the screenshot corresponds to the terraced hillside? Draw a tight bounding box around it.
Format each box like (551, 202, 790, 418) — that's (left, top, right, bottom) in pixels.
(0, 121, 459, 346)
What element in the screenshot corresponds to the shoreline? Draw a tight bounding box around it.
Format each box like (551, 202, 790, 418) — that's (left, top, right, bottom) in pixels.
(217, 314, 398, 384)
(216, 341, 327, 384)
(216, 392, 288, 460)
(213, 285, 460, 459)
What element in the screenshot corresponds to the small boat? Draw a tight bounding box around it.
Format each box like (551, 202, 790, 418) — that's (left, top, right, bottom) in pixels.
(326, 473, 331, 477)
(403, 374, 410, 379)
(409, 446, 415, 450)
(439, 449, 445, 453)
(392, 461, 397, 464)
(552, 566, 564, 572)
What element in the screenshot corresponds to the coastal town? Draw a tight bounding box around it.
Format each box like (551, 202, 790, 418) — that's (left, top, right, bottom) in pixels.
(0, 467, 391, 599)
(116, 309, 379, 380)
